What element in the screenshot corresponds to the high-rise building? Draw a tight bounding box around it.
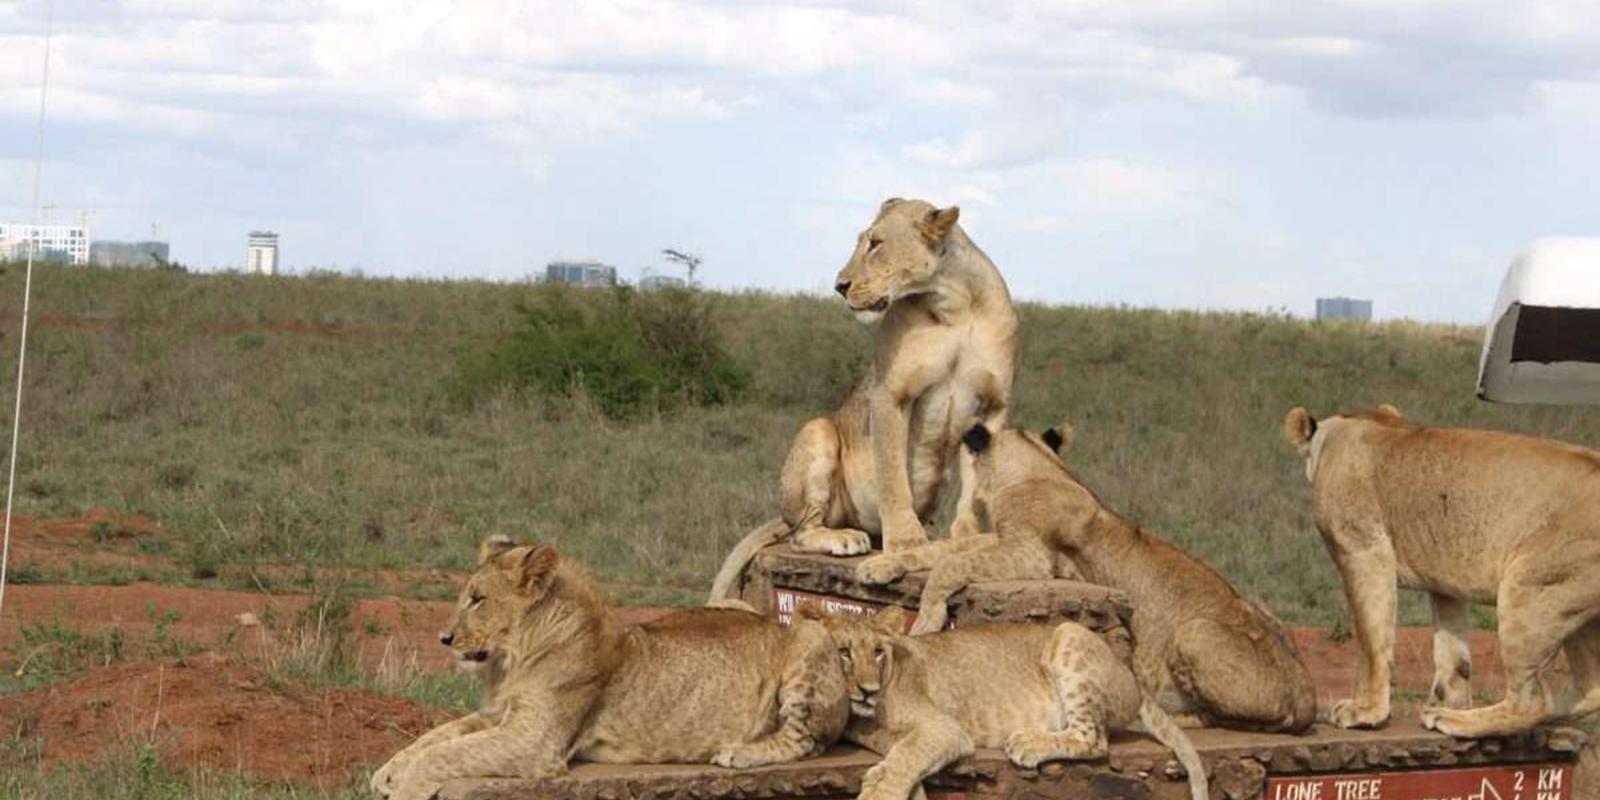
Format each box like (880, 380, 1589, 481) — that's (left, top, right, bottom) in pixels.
(247, 231, 279, 275)
(1316, 296, 1373, 322)
(90, 240, 170, 268)
(544, 260, 617, 287)
(0, 223, 90, 264)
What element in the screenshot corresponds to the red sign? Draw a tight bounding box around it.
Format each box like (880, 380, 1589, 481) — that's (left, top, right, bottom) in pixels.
(1267, 764, 1571, 800)
(771, 589, 934, 632)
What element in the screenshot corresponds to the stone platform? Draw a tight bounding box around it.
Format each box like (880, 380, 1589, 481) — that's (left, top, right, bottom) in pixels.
(435, 543, 1583, 800)
(439, 722, 1579, 800)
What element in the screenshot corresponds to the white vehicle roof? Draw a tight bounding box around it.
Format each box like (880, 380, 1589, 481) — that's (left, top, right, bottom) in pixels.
(1477, 237, 1600, 405)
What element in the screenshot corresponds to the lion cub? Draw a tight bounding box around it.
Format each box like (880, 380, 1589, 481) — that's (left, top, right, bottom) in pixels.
(935, 423, 1319, 733)
(805, 606, 1207, 800)
(371, 537, 849, 800)
(1285, 404, 1600, 737)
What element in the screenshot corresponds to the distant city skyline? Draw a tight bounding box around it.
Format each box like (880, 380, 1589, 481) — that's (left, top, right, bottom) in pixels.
(3, 1, 1599, 322)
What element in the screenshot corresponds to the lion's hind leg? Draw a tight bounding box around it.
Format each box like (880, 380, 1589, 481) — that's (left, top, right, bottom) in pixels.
(781, 418, 871, 557)
(1006, 623, 1127, 768)
(1423, 556, 1600, 738)
(1428, 593, 1474, 711)
(1170, 617, 1314, 732)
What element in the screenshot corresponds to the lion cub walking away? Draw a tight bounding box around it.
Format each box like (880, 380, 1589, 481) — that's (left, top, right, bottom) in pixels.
(708, 198, 1019, 606)
(806, 606, 1208, 800)
(1285, 404, 1600, 737)
(956, 423, 1318, 733)
(371, 537, 849, 800)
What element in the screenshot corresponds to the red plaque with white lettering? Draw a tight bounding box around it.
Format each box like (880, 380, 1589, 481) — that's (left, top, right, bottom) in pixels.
(1267, 763, 1571, 800)
(771, 588, 935, 631)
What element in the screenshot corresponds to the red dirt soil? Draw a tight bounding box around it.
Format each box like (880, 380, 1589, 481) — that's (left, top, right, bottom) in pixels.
(0, 652, 448, 789)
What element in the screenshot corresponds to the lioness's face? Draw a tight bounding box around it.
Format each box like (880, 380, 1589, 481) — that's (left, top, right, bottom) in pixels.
(439, 537, 559, 673)
(833, 198, 960, 322)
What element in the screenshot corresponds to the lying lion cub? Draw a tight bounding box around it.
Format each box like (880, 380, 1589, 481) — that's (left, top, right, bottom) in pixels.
(708, 198, 1019, 606)
(907, 423, 1318, 733)
(805, 606, 1208, 800)
(1285, 404, 1600, 737)
(371, 537, 849, 800)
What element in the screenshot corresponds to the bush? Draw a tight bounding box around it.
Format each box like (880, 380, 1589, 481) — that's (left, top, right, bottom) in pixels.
(452, 284, 750, 419)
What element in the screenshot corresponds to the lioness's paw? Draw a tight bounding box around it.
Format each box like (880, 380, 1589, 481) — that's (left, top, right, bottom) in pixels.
(1004, 731, 1058, 768)
(858, 764, 902, 800)
(712, 744, 766, 769)
(856, 555, 906, 585)
(825, 530, 872, 557)
(1425, 679, 1472, 711)
(1328, 697, 1389, 729)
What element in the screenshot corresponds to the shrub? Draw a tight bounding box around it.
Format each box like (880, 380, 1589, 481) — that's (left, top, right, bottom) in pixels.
(451, 284, 749, 418)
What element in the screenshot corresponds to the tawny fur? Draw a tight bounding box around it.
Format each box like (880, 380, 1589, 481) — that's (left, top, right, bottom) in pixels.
(708, 198, 1019, 605)
(1284, 404, 1600, 737)
(373, 537, 849, 800)
(930, 424, 1318, 733)
(806, 606, 1207, 800)
(854, 424, 1082, 634)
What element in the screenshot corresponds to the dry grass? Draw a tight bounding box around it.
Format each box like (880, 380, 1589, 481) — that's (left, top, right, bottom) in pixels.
(3, 263, 1598, 626)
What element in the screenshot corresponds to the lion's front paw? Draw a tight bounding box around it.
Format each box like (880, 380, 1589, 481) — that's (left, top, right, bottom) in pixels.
(826, 530, 872, 556)
(1328, 697, 1390, 729)
(713, 744, 765, 769)
(881, 517, 930, 552)
(856, 555, 907, 585)
(369, 760, 401, 797)
(858, 763, 904, 800)
(907, 606, 947, 636)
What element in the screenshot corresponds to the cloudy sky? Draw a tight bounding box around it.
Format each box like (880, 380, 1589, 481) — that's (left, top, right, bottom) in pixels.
(1, 1, 1598, 321)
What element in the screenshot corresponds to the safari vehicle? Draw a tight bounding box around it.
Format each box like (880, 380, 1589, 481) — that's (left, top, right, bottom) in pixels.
(440, 241, 1594, 800)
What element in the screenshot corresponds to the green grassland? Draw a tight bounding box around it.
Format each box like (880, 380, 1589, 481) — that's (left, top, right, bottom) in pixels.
(3, 262, 1598, 626)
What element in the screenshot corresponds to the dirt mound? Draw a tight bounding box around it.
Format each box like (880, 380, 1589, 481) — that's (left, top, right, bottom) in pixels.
(9, 507, 163, 544)
(0, 652, 448, 788)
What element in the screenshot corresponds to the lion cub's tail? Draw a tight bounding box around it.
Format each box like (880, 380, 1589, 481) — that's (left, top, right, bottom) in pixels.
(1137, 697, 1209, 800)
(706, 517, 789, 607)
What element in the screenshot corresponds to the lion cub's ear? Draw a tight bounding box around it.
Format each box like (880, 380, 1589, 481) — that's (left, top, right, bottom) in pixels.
(871, 606, 911, 635)
(502, 545, 560, 595)
(1041, 422, 1074, 454)
(962, 423, 992, 453)
(1283, 407, 1317, 455)
(1376, 403, 1405, 421)
(796, 603, 832, 623)
(918, 205, 960, 244)
(478, 534, 516, 566)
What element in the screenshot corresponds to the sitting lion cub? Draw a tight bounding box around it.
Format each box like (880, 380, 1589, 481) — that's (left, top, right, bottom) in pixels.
(372, 537, 849, 800)
(804, 606, 1208, 800)
(937, 423, 1318, 733)
(1285, 404, 1600, 737)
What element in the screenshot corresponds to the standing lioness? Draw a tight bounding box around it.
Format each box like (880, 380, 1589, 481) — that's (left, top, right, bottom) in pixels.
(1284, 404, 1600, 737)
(709, 198, 1018, 604)
(373, 537, 848, 800)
